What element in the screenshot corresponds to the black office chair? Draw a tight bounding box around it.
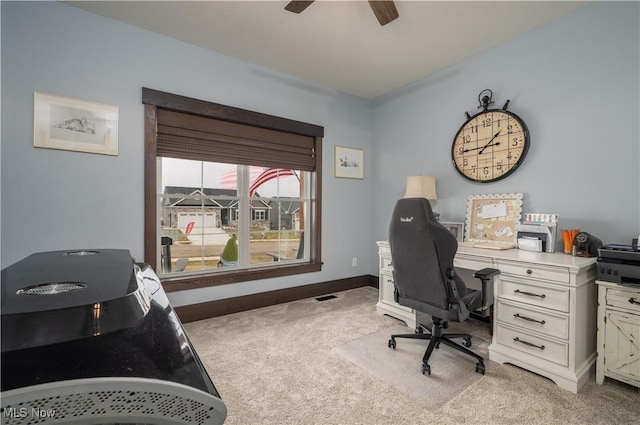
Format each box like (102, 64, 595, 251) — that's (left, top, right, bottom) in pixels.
(387, 198, 499, 376)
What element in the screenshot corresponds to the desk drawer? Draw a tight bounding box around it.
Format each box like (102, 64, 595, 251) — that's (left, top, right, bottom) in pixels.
(606, 287, 640, 314)
(496, 299, 569, 340)
(498, 278, 570, 313)
(454, 254, 493, 272)
(498, 261, 569, 284)
(379, 272, 413, 314)
(496, 324, 568, 367)
(381, 257, 393, 272)
(380, 272, 395, 301)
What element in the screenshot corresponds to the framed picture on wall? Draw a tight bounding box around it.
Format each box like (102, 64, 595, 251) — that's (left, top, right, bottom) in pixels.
(440, 222, 464, 242)
(33, 91, 119, 156)
(334, 146, 364, 179)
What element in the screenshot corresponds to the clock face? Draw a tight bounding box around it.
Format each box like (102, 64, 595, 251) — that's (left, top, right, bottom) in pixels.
(451, 110, 529, 183)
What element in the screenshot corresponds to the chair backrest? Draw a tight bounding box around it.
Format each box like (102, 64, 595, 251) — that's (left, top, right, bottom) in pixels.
(388, 198, 468, 322)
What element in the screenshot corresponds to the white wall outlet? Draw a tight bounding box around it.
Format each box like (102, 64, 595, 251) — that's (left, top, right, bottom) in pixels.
(352, 257, 357, 267)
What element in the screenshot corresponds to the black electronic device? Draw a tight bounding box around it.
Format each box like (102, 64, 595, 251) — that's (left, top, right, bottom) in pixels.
(573, 232, 602, 257)
(597, 244, 640, 285)
(1, 249, 227, 425)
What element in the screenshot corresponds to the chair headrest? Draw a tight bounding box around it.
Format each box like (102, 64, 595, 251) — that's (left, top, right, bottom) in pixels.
(392, 198, 438, 226)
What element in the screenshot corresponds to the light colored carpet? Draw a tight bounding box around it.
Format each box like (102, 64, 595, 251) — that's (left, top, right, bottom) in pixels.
(332, 322, 488, 409)
(184, 286, 640, 425)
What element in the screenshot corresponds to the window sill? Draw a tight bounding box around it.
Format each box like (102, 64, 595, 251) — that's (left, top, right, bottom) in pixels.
(160, 262, 322, 293)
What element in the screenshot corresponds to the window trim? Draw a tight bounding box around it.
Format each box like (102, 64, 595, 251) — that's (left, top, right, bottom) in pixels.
(143, 88, 323, 292)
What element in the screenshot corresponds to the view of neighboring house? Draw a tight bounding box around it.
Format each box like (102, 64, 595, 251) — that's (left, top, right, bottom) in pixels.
(162, 186, 300, 233)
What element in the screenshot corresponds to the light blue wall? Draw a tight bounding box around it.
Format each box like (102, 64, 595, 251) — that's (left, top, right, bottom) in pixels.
(1, 1, 371, 306)
(2, 2, 639, 308)
(371, 1, 640, 267)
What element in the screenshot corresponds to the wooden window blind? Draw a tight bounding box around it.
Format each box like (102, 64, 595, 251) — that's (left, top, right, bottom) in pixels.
(156, 109, 317, 171)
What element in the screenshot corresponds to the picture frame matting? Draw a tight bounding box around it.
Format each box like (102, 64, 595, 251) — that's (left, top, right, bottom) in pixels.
(33, 91, 119, 156)
(334, 146, 364, 179)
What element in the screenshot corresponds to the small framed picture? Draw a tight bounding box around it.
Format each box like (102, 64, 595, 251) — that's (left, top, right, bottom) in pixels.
(440, 222, 464, 242)
(334, 146, 364, 179)
(34, 91, 119, 156)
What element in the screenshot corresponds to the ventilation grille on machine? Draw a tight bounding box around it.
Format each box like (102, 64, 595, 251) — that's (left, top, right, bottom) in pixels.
(0, 377, 227, 425)
(16, 282, 87, 295)
(63, 250, 99, 256)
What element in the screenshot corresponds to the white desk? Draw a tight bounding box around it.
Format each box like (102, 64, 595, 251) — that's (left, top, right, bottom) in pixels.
(376, 241, 597, 393)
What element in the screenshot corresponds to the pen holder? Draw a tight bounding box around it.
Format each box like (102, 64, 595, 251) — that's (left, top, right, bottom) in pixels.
(560, 229, 580, 254)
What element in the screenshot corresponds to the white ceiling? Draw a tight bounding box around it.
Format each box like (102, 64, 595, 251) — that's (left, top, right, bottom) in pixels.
(68, 1, 589, 99)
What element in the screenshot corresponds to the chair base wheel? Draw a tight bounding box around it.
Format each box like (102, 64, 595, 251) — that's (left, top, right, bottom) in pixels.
(388, 338, 396, 349)
(422, 363, 431, 375)
(476, 362, 485, 375)
(462, 337, 472, 348)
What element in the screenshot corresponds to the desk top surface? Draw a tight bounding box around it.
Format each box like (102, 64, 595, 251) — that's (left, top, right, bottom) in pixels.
(456, 243, 596, 269)
(378, 240, 596, 270)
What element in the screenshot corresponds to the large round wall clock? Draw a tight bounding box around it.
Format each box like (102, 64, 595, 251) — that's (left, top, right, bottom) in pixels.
(451, 90, 530, 183)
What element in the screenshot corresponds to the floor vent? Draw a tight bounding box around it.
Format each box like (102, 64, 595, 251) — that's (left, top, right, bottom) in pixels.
(315, 295, 337, 302)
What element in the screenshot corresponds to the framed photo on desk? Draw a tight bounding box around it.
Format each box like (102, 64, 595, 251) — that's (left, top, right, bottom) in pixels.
(440, 222, 464, 242)
(465, 193, 523, 244)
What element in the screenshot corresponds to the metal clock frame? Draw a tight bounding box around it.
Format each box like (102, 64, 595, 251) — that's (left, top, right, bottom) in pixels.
(451, 90, 530, 183)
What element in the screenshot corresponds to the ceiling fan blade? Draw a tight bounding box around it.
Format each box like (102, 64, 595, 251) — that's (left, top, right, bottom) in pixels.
(368, 1, 399, 26)
(285, 1, 315, 14)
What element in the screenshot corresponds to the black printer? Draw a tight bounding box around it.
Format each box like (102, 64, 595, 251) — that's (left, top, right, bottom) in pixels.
(597, 243, 640, 285)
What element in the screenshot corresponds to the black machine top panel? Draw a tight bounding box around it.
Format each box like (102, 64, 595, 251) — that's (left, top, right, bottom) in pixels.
(1, 249, 138, 315)
(1, 254, 221, 401)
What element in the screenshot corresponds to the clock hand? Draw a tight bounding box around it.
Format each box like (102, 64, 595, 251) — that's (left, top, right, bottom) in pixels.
(477, 141, 501, 154)
(462, 142, 501, 153)
(478, 130, 502, 154)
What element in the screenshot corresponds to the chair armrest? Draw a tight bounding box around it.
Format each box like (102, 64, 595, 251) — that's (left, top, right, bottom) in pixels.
(473, 268, 500, 280)
(473, 268, 500, 312)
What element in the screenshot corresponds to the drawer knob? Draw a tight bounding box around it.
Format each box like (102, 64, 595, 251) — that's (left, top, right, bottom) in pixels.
(513, 337, 545, 350)
(629, 297, 640, 305)
(514, 313, 546, 325)
(514, 289, 546, 299)
(526, 269, 533, 275)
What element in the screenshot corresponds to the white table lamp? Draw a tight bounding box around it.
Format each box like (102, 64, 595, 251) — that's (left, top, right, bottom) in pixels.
(404, 175, 437, 200)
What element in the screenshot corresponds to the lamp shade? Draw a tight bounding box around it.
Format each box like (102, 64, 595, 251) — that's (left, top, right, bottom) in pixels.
(404, 175, 437, 200)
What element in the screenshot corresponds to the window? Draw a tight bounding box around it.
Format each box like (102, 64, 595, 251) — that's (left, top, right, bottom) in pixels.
(143, 88, 323, 290)
(160, 160, 307, 271)
(253, 209, 266, 221)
